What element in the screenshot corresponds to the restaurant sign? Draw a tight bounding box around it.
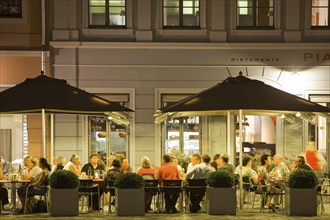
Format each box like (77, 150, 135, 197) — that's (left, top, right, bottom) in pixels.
(227, 50, 330, 66)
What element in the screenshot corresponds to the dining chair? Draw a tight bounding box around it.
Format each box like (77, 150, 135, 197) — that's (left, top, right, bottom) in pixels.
(78, 179, 100, 213)
(106, 179, 115, 214)
(251, 179, 268, 212)
(161, 180, 183, 213)
(185, 179, 207, 213)
(24, 175, 50, 214)
(318, 178, 330, 214)
(144, 179, 160, 213)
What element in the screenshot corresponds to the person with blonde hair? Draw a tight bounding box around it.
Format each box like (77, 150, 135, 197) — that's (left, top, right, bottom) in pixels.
(137, 156, 156, 212)
(137, 156, 155, 179)
(63, 154, 81, 176)
(54, 156, 66, 171)
(16, 157, 42, 213)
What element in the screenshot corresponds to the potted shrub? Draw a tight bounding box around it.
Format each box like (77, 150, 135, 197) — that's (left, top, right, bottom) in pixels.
(206, 168, 236, 215)
(285, 169, 318, 216)
(49, 170, 79, 216)
(114, 172, 145, 216)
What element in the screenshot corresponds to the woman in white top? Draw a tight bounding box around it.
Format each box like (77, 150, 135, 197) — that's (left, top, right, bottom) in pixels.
(63, 154, 81, 176)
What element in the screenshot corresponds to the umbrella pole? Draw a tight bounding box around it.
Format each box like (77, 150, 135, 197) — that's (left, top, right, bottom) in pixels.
(50, 114, 54, 169)
(226, 111, 231, 158)
(42, 109, 46, 158)
(239, 109, 243, 209)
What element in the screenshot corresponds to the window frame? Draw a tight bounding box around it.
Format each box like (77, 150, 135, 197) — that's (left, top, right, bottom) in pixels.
(236, 0, 275, 30)
(162, 0, 201, 29)
(0, 0, 22, 18)
(311, 0, 330, 29)
(88, 0, 127, 28)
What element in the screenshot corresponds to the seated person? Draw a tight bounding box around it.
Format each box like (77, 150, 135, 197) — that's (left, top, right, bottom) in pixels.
(171, 155, 184, 179)
(257, 154, 272, 208)
(217, 153, 235, 174)
(105, 155, 116, 172)
(81, 153, 105, 211)
(291, 155, 313, 171)
(17, 157, 50, 214)
(0, 157, 9, 210)
(106, 159, 122, 206)
(54, 156, 66, 171)
(106, 159, 122, 181)
(186, 153, 214, 213)
(137, 156, 155, 212)
(234, 156, 258, 204)
(268, 154, 290, 211)
(63, 154, 81, 176)
(120, 158, 133, 173)
(158, 154, 180, 214)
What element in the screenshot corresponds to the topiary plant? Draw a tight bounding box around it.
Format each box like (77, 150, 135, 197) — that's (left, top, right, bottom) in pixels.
(288, 169, 318, 189)
(50, 170, 79, 189)
(207, 168, 235, 188)
(114, 172, 144, 189)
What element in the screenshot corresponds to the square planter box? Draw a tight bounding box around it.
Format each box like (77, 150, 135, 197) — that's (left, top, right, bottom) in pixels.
(115, 188, 145, 216)
(206, 187, 236, 215)
(285, 187, 317, 216)
(50, 188, 79, 216)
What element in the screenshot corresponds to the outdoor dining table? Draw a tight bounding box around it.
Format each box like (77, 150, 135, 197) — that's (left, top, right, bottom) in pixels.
(0, 178, 30, 212)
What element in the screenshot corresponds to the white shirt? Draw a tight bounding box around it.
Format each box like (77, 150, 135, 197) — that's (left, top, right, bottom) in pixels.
(186, 162, 195, 174)
(63, 161, 73, 171)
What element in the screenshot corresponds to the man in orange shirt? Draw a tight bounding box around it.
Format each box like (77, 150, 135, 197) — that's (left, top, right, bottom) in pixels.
(158, 154, 180, 213)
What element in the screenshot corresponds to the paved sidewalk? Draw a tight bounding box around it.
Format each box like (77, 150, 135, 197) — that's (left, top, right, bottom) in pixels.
(1, 211, 329, 220)
(1, 206, 329, 220)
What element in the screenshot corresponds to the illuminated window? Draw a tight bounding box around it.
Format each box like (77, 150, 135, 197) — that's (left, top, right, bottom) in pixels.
(237, 0, 274, 28)
(89, 0, 126, 27)
(0, 0, 22, 18)
(311, 0, 329, 27)
(163, 0, 200, 28)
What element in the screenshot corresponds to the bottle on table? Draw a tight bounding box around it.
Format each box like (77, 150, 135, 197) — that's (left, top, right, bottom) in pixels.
(18, 165, 23, 180)
(88, 167, 92, 179)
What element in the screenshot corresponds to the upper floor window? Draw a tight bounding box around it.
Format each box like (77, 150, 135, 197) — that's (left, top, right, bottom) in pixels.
(0, 0, 22, 18)
(163, 0, 200, 28)
(89, 0, 126, 27)
(312, 0, 329, 27)
(237, 0, 274, 29)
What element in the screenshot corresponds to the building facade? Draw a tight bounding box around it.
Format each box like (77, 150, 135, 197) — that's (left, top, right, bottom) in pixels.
(1, 0, 329, 170)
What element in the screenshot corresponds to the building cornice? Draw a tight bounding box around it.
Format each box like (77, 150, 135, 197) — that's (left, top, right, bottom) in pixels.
(49, 42, 330, 50)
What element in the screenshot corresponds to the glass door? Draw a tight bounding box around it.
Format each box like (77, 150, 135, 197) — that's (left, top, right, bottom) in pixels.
(89, 94, 129, 164)
(163, 116, 201, 155)
(89, 116, 128, 164)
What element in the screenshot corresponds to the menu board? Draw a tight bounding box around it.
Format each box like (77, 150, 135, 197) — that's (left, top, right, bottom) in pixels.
(283, 121, 303, 160)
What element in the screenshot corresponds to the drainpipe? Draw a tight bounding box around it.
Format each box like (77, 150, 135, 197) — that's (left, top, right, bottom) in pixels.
(41, 0, 48, 159)
(41, 0, 46, 73)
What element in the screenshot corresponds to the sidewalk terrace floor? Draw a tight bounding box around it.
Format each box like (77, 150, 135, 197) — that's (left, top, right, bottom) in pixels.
(1, 201, 329, 220)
